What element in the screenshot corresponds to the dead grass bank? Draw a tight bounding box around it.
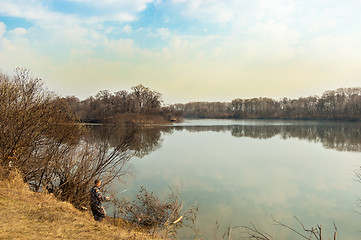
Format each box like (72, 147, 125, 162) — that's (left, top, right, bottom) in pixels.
(0, 169, 160, 240)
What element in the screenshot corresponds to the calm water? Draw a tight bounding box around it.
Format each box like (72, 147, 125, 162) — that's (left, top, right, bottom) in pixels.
(112, 119, 361, 239)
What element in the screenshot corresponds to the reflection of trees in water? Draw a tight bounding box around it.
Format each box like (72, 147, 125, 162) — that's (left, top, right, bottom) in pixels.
(88, 125, 170, 158)
(279, 125, 361, 152)
(89, 122, 361, 156)
(170, 123, 361, 152)
(131, 127, 164, 158)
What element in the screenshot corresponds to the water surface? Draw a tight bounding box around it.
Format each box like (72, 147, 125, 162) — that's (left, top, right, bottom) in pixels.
(114, 119, 361, 239)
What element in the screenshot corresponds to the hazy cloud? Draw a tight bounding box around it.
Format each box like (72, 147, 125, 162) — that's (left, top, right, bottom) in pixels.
(170, 0, 236, 23)
(9, 28, 27, 36)
(122, 24, 133, 33)
(156, 28, 171, 40)
(1, 0, 361, 101)
(66, 0, 152, 11)
(0, 22, 5, 38)
(0, 0, 151, 27)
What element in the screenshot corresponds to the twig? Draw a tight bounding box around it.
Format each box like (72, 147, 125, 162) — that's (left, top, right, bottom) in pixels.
(239, 222, 273, 240)
(272, 216, 310, 240)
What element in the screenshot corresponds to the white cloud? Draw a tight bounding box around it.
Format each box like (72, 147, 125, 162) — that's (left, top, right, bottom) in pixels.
(66, 0, 153, 12)
(9, 27, 27, 36)
(61, 26, 91, 46)
(0, 1, 81, 29)
(122, 25, 133, 33)
(256, 0, 295, 20)
(171, 0, 236, 23)
(0, 0, 151, 29)
(0, 22, 6, 38)
(105, 38, 137, 57)
(156, 28, 171, 39)
(109, 12, 136, 22)
(70, 48, 94, 59)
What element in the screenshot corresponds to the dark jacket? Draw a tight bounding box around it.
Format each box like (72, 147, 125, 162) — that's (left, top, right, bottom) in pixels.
(90, 185, 108, 207)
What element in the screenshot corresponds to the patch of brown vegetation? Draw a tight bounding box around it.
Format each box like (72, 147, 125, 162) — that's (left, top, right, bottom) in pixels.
(0, 169, 161, 240)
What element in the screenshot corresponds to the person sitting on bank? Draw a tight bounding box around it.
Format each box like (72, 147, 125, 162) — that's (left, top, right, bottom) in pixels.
(90, 179, 110, 222)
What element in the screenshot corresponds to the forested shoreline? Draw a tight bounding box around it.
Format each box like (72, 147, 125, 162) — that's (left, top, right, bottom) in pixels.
(64, 87, 361, 122)
(172, 88, 361, 120)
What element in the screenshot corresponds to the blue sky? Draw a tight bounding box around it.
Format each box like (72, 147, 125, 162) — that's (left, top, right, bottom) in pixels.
(0, 0, 361, 103)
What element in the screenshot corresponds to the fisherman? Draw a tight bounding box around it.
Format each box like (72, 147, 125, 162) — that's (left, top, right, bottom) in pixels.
(90, 179, 110, 222)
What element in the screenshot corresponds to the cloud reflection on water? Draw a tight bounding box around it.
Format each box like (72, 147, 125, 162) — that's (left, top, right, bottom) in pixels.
(109, 120, 361, 239)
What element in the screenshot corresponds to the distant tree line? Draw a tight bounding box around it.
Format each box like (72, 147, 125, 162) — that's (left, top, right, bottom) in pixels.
(172, 88, 361, 120)
(63, 84, 181, 123)
(62, 84, 360, 122)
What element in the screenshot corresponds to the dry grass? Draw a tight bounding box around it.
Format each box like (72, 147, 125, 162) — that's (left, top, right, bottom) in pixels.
(0, 169, 162, 240)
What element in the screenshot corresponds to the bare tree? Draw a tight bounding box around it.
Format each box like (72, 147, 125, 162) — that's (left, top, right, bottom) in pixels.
(42, 123, 136, 207)
(0, 69, 137, 208)
(0, 68, 81, 171)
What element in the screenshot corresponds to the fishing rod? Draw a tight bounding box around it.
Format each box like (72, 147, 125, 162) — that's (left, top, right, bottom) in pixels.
(119, 188, 130, 194)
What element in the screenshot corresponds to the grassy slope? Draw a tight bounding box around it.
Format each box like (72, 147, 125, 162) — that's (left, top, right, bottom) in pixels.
(0, 172, 156, 240)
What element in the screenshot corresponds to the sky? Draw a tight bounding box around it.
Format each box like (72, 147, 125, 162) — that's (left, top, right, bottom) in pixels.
(0, 0, 361, 103)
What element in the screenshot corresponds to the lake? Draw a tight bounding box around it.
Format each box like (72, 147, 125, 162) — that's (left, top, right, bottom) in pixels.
(111, 119, 361, 239)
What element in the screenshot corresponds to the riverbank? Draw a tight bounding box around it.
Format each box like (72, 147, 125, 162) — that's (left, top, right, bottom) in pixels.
(0, 170, 161, 240)
(81, 113, 181, 125)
